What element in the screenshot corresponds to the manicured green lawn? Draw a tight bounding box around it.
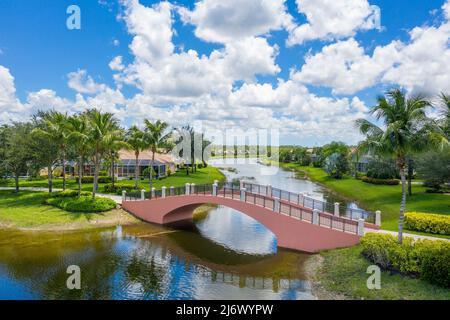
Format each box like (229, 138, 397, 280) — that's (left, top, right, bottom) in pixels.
(0, 191, 137, 229)
(316, 245, 450, 300)
(0, 166, 225, 194)
(268, 162, 450, 233)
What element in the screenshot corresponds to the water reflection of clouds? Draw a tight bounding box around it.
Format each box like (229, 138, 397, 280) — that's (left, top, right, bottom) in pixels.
(195, 206, 277, 255)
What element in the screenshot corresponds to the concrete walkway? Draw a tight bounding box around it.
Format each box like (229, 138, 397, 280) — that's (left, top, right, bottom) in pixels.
(365, 228, 449, 242)
(0, 187, 122, 204)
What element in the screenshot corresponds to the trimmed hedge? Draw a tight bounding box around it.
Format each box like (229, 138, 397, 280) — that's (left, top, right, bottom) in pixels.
(103, 183, 141, 195)
(361, 176, 400, 185)
(404, 212, 450, 235)
(360, 233, 450, 287)
(46, 195, 116, 213)
(48, 190, 92, 198)
(75, 176, 112, 184)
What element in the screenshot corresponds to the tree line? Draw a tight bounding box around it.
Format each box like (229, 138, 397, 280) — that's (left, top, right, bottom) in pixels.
(277, 90, 449, 243)
(0, 109, 210, 198)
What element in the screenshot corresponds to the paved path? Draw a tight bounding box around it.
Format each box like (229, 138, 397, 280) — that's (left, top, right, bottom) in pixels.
(0, 187, 122, 204)
(365, 228, 449, 242)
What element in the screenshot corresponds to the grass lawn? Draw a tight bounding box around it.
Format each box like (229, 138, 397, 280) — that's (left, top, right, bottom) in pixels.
(315, 245, 450, 300)
(0, 166, 225, 194)
(267, 162, 450, 234)
(0, 190, 137, 229)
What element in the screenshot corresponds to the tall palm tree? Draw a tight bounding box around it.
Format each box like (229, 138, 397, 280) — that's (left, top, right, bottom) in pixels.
(356, 89, 432, 243)
(33, 111, 70, 191)
(143, 120, 171, 190)
(125, 125, 146, 189)
(85, 109, 122, 199)
(67, 114, 91, 197)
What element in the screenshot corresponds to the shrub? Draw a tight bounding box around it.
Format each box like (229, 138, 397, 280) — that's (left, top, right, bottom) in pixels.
(324, 152, 349, 179)
(167, 168, 172, 176)
(366, 159, 399, 179)
(46, 195, 116, 213)
(103, 183, 142, 195)
(361, 233, 450, 287)
(98, 170, 108, 176)
(98, 176, 112, 183)
(197, 163, 204, 169)
(27, 176, 47, 181)
(361, 176, 399, 185)
(404, 212, 450, 235)
(49, 190, 91, 198)
(75, 176, 111, 184)
(52, 168, 62, 178)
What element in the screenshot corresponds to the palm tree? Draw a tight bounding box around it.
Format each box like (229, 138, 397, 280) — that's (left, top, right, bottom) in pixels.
(356, 89, 432, 243)
(143, 120, 171, 190)
(125, 125, 146, 189)
(85, 109, 122, 199)
(32, 111, 70, 191)
(67, 114, 91, 197)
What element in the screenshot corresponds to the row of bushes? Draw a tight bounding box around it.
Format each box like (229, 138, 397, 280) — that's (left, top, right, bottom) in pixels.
(361, 176, 400, 185)
(45, 194, 117, 213)
(360, 233, 450, 287)
(404, 212, 450, 235)
(103, 183, 142, 195)
(75, 176, 112, 184)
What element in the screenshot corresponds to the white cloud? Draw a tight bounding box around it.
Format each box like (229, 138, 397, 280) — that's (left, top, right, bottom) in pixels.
(292, 38, 402, 95)
(67, 69, 107, 95)
(124, 0, 174, 62)
(0, 65, 28, 123)
(292, 1, 450, 96)
(109, 56, 125, 71)
(178, 0, 293, 44)
(288, 0, 380, 45)
(382, 17, 450, 94)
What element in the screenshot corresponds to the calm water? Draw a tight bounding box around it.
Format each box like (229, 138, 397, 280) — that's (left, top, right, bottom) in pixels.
(0, 159, 362, 300)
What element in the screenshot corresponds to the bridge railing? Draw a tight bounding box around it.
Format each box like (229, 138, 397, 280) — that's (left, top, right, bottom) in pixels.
(243, 182, 375, 224)
(122, 182, 368, 235)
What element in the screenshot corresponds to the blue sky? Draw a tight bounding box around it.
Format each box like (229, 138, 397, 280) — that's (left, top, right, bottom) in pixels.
(0, 0, 449, 145)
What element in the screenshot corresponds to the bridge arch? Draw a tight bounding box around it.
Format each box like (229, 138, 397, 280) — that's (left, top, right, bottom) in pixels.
(122, 195, 360, 253)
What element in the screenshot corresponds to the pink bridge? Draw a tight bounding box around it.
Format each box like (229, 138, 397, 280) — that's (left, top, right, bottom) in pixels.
(122, 182, 380, 253)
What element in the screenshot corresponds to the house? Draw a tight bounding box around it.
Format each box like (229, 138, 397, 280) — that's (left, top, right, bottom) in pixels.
(112, 149, 176, 179)
(60, 149, 177, 179)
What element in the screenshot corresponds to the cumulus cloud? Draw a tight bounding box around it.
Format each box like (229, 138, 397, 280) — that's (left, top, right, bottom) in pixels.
(294, 1, 450, 95)
(109, 56, 125, 71)
(116, 0, 281, 101)
(0, 65, 28, 123)
(178, 0, 293, 43)
(288, 0, 380, 45)
(68, 69, 107, 95)
(292, 38, 402, 95)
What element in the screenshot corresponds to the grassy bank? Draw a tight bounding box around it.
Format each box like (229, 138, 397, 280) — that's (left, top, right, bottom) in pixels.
(313, 245, 450, 300)
(267, 162, 450, 233)
(0, 190, 139, 230)
(0, 166, 225, 194)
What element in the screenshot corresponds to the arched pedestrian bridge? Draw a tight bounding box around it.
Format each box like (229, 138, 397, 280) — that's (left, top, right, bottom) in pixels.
(122, 181, 380, 253)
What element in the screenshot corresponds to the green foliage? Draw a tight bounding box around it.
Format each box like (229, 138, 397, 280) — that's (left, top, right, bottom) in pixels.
(49, 190, 92, 198)
(405, 212, 450, 235)
(98, 170, 108, 176)
(52, 168, 62, 178)
(416, 150, 450, 192)
(324, 152, 349, 179)
(361, 176, 400, 185)
(75, 176, 111, 183)
(142, 167, 157, 177)
(103, 183, 141, 195)
(366, 158, 399, 179)
(46, 195, 116, 213)
(361, 233, 450, 287)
